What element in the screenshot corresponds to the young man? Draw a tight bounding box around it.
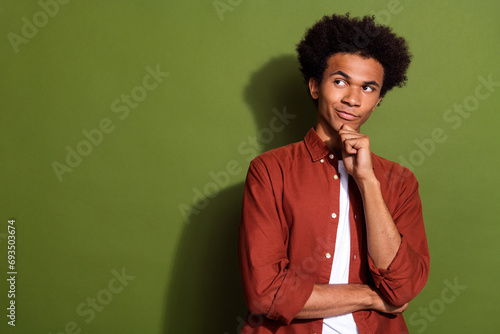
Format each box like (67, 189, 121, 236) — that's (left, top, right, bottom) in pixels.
(238, 14, 430, 333)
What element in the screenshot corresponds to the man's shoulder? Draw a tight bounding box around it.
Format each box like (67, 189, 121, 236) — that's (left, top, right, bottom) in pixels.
(371, 153, 418, 187)
(252, 140, 307, 166)
(371, 153, 402, 169)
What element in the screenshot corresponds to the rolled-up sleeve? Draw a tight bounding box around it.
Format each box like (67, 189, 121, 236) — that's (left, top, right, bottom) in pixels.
(368, 166, 430, 306)
(238, 158, 314, 324)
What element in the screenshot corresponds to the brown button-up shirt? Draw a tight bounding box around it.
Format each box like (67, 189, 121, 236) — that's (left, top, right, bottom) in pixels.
(239, 128, 430, 333)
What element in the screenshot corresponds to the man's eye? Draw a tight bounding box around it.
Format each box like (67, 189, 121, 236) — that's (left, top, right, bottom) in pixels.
(334, 79, 347, 86)
(363, 86, 374, 92)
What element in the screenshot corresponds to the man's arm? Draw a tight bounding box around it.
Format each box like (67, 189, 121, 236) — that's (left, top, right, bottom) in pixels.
(358, 176, 402, 269)
(295, 283, 407, 319)
(339, 124, 430, 305)
(239, 157, 316, 324)
(339, 124, 401, 269)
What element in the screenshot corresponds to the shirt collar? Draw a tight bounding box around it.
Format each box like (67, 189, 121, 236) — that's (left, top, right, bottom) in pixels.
(304, 127, 332, 162)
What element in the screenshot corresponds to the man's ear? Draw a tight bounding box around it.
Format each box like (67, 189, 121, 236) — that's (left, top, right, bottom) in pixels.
(308, 77, 319, 99)
(372, 97, 383, 111)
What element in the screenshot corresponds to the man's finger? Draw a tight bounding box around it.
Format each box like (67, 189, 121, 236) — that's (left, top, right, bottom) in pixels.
(342, 138, 359, 154)
(339, 128, 363, 138)
(339, 132, 363, 141)
(340, 123, 355, 131)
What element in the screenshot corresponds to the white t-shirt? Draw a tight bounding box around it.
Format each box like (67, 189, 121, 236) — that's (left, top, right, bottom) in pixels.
(322, 161, 359, 334)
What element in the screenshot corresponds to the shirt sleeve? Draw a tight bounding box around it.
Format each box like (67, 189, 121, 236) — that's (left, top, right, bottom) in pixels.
(238, 157, 314, 325)
(368, 166, 430, 306)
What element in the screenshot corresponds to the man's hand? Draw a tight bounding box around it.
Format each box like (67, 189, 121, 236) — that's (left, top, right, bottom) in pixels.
(369, 287, 408, 316)
(338, 124, 375, 183)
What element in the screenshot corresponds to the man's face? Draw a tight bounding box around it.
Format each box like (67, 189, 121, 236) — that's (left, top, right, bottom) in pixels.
(309, 53, 384, 135)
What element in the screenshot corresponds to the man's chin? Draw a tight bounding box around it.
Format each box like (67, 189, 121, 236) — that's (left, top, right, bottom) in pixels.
(333, 121, 355, 133)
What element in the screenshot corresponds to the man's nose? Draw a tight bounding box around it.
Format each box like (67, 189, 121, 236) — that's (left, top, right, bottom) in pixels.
(341, 87, 361, 107)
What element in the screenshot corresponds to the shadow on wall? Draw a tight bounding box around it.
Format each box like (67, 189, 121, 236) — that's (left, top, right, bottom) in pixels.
(163, 55, 315, 333)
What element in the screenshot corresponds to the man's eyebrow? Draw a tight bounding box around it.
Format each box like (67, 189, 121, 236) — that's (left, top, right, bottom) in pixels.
(330, 70, 350, 79)
(364, 80, 380, 88)
(330, 70, 381, 88)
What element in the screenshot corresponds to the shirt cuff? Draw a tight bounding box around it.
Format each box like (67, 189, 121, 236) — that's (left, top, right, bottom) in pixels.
(266, 270, 315, 324)
(368, 235, 420, 305)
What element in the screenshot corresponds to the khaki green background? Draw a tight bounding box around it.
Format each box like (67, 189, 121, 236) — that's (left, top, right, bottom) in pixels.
(1, 0, 499, 333)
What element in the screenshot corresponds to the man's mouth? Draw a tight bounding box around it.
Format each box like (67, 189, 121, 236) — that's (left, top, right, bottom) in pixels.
(335, 108, 358, 121)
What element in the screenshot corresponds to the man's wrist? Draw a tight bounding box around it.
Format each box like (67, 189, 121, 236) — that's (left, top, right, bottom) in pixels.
(365, 285, 379, 309)
(356, 174, 380, 194)
(353, 284, 379, 309)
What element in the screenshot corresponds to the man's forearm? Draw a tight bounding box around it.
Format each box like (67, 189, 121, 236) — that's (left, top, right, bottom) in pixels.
(339, 126, 402, 270)
(295, 284, 375, 319)
(358, 177, 401, 269)
(295, 283, 408, 319)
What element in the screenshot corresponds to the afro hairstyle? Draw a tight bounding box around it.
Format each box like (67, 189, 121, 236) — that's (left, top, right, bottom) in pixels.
(296, 13, 412, 98)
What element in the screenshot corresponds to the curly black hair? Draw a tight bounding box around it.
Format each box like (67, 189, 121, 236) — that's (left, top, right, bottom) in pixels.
(296, 13, 412, 98)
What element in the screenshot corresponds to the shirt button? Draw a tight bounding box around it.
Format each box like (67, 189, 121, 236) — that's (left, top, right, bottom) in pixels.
(354, 215, 357, 219)
(329, 154, 334, 159)
(325, 253, 331, 259)
(320, 159, 324, 163)
(333, 175, 338, 180)
(331, 213, 337, 219)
